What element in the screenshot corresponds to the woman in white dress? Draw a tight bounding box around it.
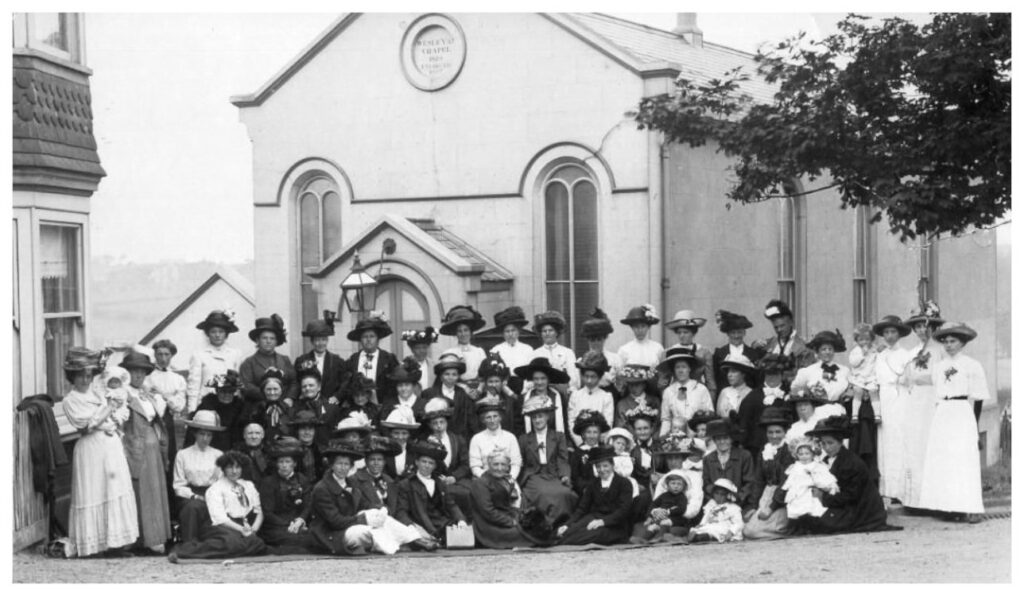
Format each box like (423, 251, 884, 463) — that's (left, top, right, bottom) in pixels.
(617, 305, 665, 370)
(901, 301, 947, 509)
(531, 310, 580, 391)
(918, 323, 990, 523)
(489, 307, 535, 394)
(439, 305, 488, 397)
(469, 395, 523, 479)
(872, 315, 914, 503)
(186, 309, 243, 415)
(61, 347, 139, 557)
(790, 330, 851, 420)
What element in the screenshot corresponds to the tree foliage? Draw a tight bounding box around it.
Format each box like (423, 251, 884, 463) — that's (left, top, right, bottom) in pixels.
(636, 13, 1010, 240)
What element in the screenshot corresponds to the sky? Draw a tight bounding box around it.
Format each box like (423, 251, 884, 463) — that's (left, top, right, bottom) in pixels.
(81, 11, 901, 263)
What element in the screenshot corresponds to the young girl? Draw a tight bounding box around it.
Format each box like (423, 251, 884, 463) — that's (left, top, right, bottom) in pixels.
(686, 478, 744, 543)
(568, 351, 614, 447)
(614, 365, 661, 429)
(848, 324, 880, 424)
(659, 348, 714, 437)
(782, 440, 839, 519)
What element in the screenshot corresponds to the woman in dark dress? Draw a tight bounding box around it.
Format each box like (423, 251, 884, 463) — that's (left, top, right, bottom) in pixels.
(795, 416, 889, 535)
(291, 363, 343, 445)
(257, 436, 316, 554)
(239, 314, 298, 403)
(556, 446, 634, 545)
(234, 423, 269, 484)
(743, 406, 796, 540)
(290, 410, 325, 481)
(307, 441, 375, 555)
(337, 374, 382, 429)
(518, 394, 577, 525)
(243, 368, 292, 442)
(569, 410, 611, 496)
(190, 370, 246, 452)
(469, 450, 541, 549)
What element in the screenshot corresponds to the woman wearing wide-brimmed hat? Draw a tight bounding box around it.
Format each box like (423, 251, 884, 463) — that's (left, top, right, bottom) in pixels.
(61, 347, 140, 557)
(401, 327, 439, 392)
(580, 307, 624, 394)
(256, 436, 317, 553)
(518, 394, 577, 525)
(515, 355, 572, 435)
(711, 310, 765, 395)
(899, 301, 947, 509)
(716, 353, 768, 455)
(794, 416, 889, 535)
(658, 347, 714, 438)
(469, 395, 523, 479)
(665, 309, 717, 397)
(567, 350, 615, 447)
(872, 314, 914, 503)
(616, 304, 665, 371)
(294, 316, 349, 402)
(337, 372, 380, 429)
(556, 446, 634, 546)
(531, 310, 580, 391)
(173, 410, 227, 544)
(421, 350, 477, 439)
(306, 440, 376, 555)
(791, 330, 851, 421)
(345, 311, 401, 404)
(121, 349, 172, 554)
(783, 391, 828, 448)
(379, 356, 428, 422)
(488, 306, 534, 393)
(743, 407, 796, 540)
(187, 309, 243, 415)
(239, 314, 298, 404)
(439, 305, 488, 395)
(378, 406, 420, 480)
(568, 410, 610, 495)
(395, 440, 468, 547)
(350, 435, 404, 512)
(190, 370, 247, 452)
(290, 409, 326, 480)
(614, 364, 661, 429)
(420, 397, 475, 517)
(917, 323, 990, 523)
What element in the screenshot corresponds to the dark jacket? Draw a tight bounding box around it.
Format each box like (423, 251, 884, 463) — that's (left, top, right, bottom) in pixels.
(395, 474, 466, 537)
(751, 442, 795, 509)
(297, 442, 325, 481)
(189, 393, 245, 451)
(569, 445, 599, 496)
(16, 395, 68, 496)
(712, 344, 765, 397)
(241, 399, 291, 442)
(384, 449, 415, 481)
(350, 468, 399, 512)
(568, 474, 634, 530)
(421, 386, 477, 440)
(291, 396, 342, 446)
(240, 351, 298, 403)
(258, 471, 314, 546)
(734, 388, 768, 454)
(629, 440, 657, 492)
(233, 442, 270, 485)
(428, 432, 471, 481)
(308, 471, 369, 555)
(702, 447, 757, 510)
(469, 471, 536, 549)
(294, 350, 349, 401)
(650, 490, 689, 526)
(518, 429, 570, 485)
(807, 447, 888, 534)
(344, 349, 400, 405)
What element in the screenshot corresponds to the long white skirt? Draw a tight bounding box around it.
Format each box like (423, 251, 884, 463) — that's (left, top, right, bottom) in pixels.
(918, 400, 984, 514)
(66, 431, 139, 557)
(877, 383, 910, 501)
(902, 383, 937, 507)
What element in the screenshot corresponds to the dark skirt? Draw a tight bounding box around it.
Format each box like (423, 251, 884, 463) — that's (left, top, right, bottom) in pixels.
(847, 400, 879, 483)
(258, 523, 318, 554)
(521, 474, 577, 524)
(447, 479, 475, 523)
(173, 521, 268, 560)
(558, 514, 629, 546)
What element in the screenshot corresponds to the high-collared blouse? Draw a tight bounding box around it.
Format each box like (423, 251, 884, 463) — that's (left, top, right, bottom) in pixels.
(469, 429, 522, 479)
(931, 352, 989, 401)
(186, 344, 243, 413)
(532, 343, 580, 390)
(904, 339, 945, 389)
(716, 385, 752, 419)
(172, 444, 224, 499)
(454, 344, 487, 382)
(659, 379, 713, 435)
(791, 360, 851, 405)
(875, 344, 912, 389)
(145, 368, 187, 415)
(490, 341, 534, 377)
(617, 338, 665, 370)
(205, 476, 262, 525)
(567, 386, 614, 446)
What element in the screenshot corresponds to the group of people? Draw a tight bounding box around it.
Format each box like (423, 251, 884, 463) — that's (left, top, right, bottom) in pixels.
(58, 297, 990, 560)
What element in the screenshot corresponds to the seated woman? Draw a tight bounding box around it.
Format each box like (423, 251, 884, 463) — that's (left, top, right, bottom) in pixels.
(702, 419, 756, 513)
(350, 436, 431, 554)
(257, 436, 317, 554)
(470, 449, 550, 549)
(569, 410, 610, 496)
(614, 365, 660, 429)
(170, 451, 268, 561)
(190, 371, 246, 451)
(338, 374, 381, 429)
(290, 410, 325, 480)
(518, 395, 577, 525)
(514, 357, 571, 435)
(556, 446, 634, 546)
(291, 363, 342, 445)
(743, 407, 796, 540)
(242, 367, 292, 442)
(173, 410, 226, 544)
(659, 348, 714, 438)
(422, 352, 477, 439)
(307, 440, 375, 555)
(784, 392, 827, 450)
(378, 406, 420, 479)
(395, 440, 468, 548)
(624, 404, 660, 492)
(421, 397, 475, 519)
(716, 354, 767, 454)
(793, 416, 888, 535)
(378, 357, 428, 422)
(234, 423, 270, 485)
(469, 396, 523, 479)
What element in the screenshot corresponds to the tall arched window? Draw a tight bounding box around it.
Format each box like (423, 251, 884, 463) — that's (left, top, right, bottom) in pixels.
(544, 164, 598, 350)
(918, 237, 938, 303)
(297, 175, 342, 331)
(853, 205, 874, 324)
(778, 181, 805, 329)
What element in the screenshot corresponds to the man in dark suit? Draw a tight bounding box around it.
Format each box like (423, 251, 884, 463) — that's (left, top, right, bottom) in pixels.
(711, 310, 765, 401)
(294, 318, 350, 402)
(344, 314, 400, 405)
(395, 441, 467, 546)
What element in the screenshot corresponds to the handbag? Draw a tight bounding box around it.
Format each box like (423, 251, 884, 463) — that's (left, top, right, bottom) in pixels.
(444, 523, 475, 549)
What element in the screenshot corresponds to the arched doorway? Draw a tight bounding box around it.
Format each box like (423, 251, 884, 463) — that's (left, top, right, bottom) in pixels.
(373, 278, 430, 358)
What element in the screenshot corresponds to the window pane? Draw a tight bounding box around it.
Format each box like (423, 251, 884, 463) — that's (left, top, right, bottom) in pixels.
(41, 225, 79, 313)
(572, 181, 598, 280)
(45, 317, 78, 400)
(545, 182, 570, 281)
(854, 206, 868, 276)
(33, 13, 68, 51)
(853, 279, 867, 325)
(322, 191, 342, 259)
(572, 282, 600, 351)
(301, 284, 318, 344)
(299, 192, 320, 269)
(545, 283, 572, 340)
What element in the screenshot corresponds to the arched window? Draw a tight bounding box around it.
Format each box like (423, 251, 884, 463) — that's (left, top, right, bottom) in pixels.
(778, 181, 805, 329)
(297, 175, 342, 331)
(853, 205, 874, 324)
(544, 164, 598, 350)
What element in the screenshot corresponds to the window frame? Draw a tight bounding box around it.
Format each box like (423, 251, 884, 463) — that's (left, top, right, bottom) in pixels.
(852, 204, 874, 325)
(15, 13, 83, 64)
(777, 181, 807, 334)
(38, 220, 85, 403)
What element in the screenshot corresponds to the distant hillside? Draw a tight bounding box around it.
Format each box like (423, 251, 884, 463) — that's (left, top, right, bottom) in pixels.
(89, 257, 253, 349)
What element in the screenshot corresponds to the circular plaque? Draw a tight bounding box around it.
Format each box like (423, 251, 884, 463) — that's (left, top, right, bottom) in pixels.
(400, 14, 467, 92)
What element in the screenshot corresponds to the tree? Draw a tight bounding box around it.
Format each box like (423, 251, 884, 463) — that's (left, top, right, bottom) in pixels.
(636, 13, 1010, 240)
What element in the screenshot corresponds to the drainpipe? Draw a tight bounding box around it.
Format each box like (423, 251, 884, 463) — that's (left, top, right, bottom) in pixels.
(648, 130, 665, 344)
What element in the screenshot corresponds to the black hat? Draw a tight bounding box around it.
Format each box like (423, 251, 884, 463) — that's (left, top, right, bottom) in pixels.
(266, 436, 304, 459)
(658, 346, 702, 374)
(572, 410, 611, 436)
(290, 410, 323, 429)
(401, 326, 439, 346)
(294, 361, 321, 384)
(580, 307, 614, 338)
(260, 366, 288, 387)
(249, 314, 287, 345)
(301, 319, 335, 338)
(764, 300, 794, 321)
(532, 311, 567, 334)
(575, 350, 610, 375)
(715, 309, 753, 333)
(387, 357, 423, 384)
(348, 373, 376, 395)
(475, 395, 505, 416)
(494, 306, 530, 330)
(363, 435, 403, 458)
(407, 439, 448, 464)
(478, 353, 510, 379)
(322, 439, 365, 461)
(757, 353, 793, 376)
(197, 309, 239, 334)
(805, 415, 853, 440)
(872, 315, 911, 338)
(120, 350, 155, 374)
(439, 305, 486, 336)
(621, 304, 660, 326)
(433, 351, 467, 376)
(687, 410, 720, 433)
(807, 329, 847, 353)
(705, 418, 736, 440)
(587, 445, 617, 465)
(757, 406, 793, 429)
(905, 300, 946, 329)
(347, 313, 393, 342)
(514, 357, 570, 384)
(205, 370, 241, 394)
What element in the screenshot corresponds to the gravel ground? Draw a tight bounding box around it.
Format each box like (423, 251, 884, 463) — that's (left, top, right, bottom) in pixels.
(12, 512, 1011, 583)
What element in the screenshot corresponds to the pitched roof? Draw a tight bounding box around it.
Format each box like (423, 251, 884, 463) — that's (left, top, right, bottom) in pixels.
(231, 13, 775, 108)
(139, 267, 254, 345)
(408, 219, 514, 283)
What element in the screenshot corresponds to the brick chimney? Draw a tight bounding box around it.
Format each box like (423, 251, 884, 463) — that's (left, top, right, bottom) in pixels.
(673, 13, 703, 48)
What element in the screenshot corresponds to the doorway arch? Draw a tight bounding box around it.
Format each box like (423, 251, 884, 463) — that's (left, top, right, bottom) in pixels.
(373, 277, 431, 358)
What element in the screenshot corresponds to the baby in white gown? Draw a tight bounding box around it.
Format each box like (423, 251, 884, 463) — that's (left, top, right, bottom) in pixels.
(782, 442, 838, 518)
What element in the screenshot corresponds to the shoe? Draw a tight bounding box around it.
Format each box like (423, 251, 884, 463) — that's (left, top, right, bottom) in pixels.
(967, 514, 982, 524)
(628, 536, 647, 545)
(167, 552, 179, 564)
(410, 537, 438, 552)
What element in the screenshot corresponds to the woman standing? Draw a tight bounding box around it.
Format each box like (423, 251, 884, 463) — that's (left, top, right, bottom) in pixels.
(531, 311, 580, 392)
(121, 351, 172, 554)
(873, 315, 914, 503)
(791, 330, 851, 421)
(518, 395, 577, 525)
(901, 302, 946, 509)
(489, 307, 534, 394)
(61, 348, 139, 557)
(658, 348, 714, 438)
(240, 315, 297, 404)
(664, 309, 716, 398)
(918, 323, 990, 523)
(187, 309, 243, 415)
(439, 305, 488, 397)
(402, 327, 440, 394)
(617, 305, 665, 370)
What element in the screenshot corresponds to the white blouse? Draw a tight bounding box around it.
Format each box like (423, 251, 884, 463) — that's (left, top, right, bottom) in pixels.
(600, 350, 624, 389)
(567, 386, 614, 446)
(791, 360, 851, 404)
(454, 344, 487, 382)
(205, 477, 261, 525)
(469, 429, 522, 478)
(659, 380, 713, 436)
(145, 368, 187, 416)
(931, 352, 990, 402)
(173, 445, 224, 498)
(186, 345, 242, 413)
(875, 344, 912, 388)
(490, 341, 534, 376)
(617, 339, 665, 370)
(532, 343, 580, 390)
(716, 385, 751, 419)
